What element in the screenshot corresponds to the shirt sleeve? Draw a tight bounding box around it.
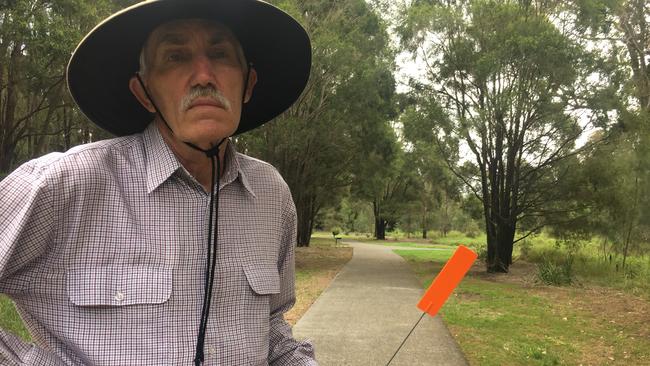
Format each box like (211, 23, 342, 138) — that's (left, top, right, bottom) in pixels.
(0, 161, 66, 365)
(267, 192, 317, 366)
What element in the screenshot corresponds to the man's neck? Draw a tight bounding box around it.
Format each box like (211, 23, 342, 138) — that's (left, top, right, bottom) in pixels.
(155, 120, 228, 193)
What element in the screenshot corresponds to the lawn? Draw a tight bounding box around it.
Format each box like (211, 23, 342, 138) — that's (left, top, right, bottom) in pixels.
(394, 246, 650, 365)
(0, 295, 29, 341)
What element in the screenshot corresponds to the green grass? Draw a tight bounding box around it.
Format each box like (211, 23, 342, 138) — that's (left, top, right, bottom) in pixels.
(0, 295, 30, 341)
(363, 240, 457, 249)
(352, 228, 650, 299)
(346, 230, 484, 250)
(428, 231, 487, 248)
(393, 248, 455, 262)
(396, 247, 650, 365)
(443, 279, 576, 366)
(311, 231, 372, 241)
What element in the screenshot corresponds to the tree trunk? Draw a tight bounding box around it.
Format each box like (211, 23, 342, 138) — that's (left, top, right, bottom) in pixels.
(375, 216, 387, 240)
(0, 44, 20, 174)
(486, 215, 516, 273)
(373, 199, 387, 240)
(63, 105, 71, 150)
(296, 194, 317, 247)
(622, 175, 639, 269)
(0, 144, 14, 174)
(297, 214, 312, 247)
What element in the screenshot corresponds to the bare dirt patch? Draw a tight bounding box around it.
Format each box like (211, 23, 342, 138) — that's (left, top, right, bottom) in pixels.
(470, 259, 538, 286)
(456, 291, 484, 302)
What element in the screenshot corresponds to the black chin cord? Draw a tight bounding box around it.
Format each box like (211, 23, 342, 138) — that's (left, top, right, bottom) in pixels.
(194, 146, 223, 366)
(135, 63, 252, 365)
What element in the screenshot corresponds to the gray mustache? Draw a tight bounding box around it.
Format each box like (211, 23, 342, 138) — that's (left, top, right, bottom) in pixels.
(181, 85, 231, 112)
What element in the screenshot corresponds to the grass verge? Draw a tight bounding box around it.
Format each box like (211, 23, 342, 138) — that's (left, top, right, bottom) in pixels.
(0, 295, 30, 341)
(396, 248, 650, 366)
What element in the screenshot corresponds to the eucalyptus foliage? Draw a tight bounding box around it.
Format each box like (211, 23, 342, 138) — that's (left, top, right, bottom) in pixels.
(236, 0, 397, 246)
(398, 0, 608, 272)
(0, 0, 135, 172)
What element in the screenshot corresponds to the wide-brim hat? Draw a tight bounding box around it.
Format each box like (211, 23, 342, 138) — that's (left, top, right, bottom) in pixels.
(67, 0, 311, 136)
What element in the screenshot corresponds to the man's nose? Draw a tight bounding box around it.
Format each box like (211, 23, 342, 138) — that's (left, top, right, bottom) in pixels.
(191, 54, 217, 87)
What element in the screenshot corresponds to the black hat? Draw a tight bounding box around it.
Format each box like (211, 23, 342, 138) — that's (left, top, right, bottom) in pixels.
(67, 0, 311, 136)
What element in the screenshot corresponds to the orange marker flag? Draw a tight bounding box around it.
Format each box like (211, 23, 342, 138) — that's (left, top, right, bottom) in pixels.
(417, 245, 478, 317)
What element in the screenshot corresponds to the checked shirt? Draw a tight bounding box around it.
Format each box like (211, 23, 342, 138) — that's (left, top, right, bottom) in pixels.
(0, 123, 316, 365)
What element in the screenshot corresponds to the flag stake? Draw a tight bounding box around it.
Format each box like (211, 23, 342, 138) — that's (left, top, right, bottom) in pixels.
(385, 245, 478, 365)
(385, 312, 426, 366)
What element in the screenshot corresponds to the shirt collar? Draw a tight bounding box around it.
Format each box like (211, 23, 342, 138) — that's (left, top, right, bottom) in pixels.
(221, 142, 257, 198)
(143, 123, 256, 198)
(143, 123, 182, 194)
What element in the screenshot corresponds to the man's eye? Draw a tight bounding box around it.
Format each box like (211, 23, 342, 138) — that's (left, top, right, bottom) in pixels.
(208, 49, 227, 59)
(166, 52, 188, 62)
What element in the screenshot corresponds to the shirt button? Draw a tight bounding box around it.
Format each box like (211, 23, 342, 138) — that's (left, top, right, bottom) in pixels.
(207, 346, 217, 355)
(114, 291, 125, 302)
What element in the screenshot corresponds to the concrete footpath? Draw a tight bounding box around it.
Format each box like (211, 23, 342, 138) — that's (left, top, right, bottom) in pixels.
(292, 241, 469, 366)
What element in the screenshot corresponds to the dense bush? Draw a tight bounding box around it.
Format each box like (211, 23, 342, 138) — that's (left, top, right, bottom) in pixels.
(518, 239, 533, 260)
(469, 242, 487, 261)
(536, 258, 573, 285)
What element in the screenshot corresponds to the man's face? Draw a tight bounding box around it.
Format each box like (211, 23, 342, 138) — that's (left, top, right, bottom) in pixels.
(130, 19, 256, 147)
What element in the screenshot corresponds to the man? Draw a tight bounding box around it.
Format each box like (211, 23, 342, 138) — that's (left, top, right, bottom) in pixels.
(0, 0, 315, 365)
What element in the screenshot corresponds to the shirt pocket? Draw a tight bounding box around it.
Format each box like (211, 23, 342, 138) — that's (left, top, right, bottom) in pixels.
(64, 267, 173, 365)
(242, 261, 281, 296)
(66, 266, 171, 306)
(240, 262, 280, 366)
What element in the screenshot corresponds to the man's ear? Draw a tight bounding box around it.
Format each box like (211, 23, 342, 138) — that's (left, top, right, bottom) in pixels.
(243, 67, 258, 104)
(129, 75, 156, 113)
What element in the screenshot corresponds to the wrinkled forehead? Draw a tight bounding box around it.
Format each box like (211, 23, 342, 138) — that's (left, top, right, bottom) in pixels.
(146, 18, 240, 51)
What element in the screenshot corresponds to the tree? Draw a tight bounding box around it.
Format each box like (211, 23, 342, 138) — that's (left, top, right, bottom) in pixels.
(236, 0, 396, 246)
(401, 103, 461, 239)
(572, 0, 649, 112)
(0, 0, 134, 174)
(583, 127, 647, 265)
(555, 0, 650, 265)
(398, 0, 604, 272)
(366, 149, 419, 240)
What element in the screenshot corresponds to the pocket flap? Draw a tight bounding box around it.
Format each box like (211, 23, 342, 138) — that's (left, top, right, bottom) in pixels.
(242, 262, 280, 295)
(67, 266, 172, 306)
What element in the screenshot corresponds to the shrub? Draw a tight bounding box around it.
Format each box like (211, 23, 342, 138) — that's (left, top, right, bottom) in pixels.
(427, 231, 442, 241)
(623, 263, 640, 279)
(470, 242, 487, 261)
(537, 257, 573, 285)
(465, 230, 479, 238)
(519, 239, 533, 260)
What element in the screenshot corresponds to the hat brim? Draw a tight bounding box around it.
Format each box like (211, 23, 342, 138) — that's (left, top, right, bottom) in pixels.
(67, 0, 311, 136)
